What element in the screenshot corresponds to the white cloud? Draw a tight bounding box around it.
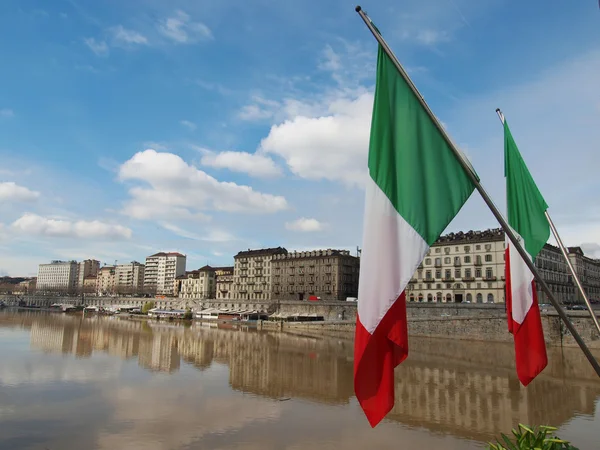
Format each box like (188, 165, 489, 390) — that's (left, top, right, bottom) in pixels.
(285, 218, 325, 232)
(414, 29, 450, 45)
(180, 120, 197, 130)
(260, 92, 372, 186)
(200, 150, 282, 178)
(158, 10, 212, 44)
(0, 182, 40, 202)
(118, 149, 287, 221)
(161, 223, 236, 242)
(0, 108, 14, 118)
(84, 37, 109, 56)
(11, 213, 132, 239)
(110, 25, 148, 46)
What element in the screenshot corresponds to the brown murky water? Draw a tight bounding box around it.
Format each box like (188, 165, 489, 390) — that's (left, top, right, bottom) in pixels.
(0, 310, 598, 449)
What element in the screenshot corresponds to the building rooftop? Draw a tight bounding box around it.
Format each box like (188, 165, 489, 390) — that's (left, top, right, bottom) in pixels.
(234, 247, 288, 258)
(198, 265, 216, 272)
(273, 249, 355, 260)
(148, 252, 186, 258)
(213, 266, 234, 272)
(433, 228, 504, 245)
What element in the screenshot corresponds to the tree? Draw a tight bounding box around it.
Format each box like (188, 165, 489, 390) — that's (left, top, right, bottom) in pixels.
(184, 308, 193, 320)
(142, 301, 156, 314)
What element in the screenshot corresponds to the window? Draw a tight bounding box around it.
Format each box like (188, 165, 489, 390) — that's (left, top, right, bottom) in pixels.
(485, 244, 491, 251)
(435, 269, 441, 278)
(485, 254, 492, 262)
(445, 269, 451, 279)
(485, 268, 493, 279)
(455, 268, 461, 278)
(476, 255, 482, 265)
(435, 258, 442, 266)
(465, 268, 472, 278)
(476, 245, 481, 250)
(475, 268, 482, 278)
(444, 248, 450, 254)
(464, 246, 470, 253)
(425, 270, 432, 280)
(464, 256, 471, 263)
(436, 283, 441, 289)
(435, 248, 441, 253)
(444, 257, 451, 264)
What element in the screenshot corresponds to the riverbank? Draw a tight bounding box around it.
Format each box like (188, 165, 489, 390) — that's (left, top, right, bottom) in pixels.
(261, 311, 600, 350)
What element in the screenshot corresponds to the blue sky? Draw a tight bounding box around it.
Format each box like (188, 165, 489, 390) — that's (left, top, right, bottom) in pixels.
(1, 0, 599, 276)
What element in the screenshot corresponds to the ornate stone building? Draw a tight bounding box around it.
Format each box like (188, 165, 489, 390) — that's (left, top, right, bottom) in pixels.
(407, 229, 506, 304)
(407, 228, 599, 304)
(567, 247, 600, 303)
(215, 266, 234, 300)
(534, 244, 573, 304)
(271, 249, 360, 301)
(232, 247, 287, 301)
(176, 266, 216, 301)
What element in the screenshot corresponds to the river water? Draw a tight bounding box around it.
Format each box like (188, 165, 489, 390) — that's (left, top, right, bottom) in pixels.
(0, 310, 598, 450)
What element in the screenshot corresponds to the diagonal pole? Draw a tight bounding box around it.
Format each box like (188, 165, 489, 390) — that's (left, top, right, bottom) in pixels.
(496, 108, 600, 336)
(354, 5, 600, 377)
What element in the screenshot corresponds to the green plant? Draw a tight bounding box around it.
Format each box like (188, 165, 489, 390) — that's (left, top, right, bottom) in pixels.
(487, 424, 578, 450)
(142, 301, 156, 314)
(183, 308, 193, 320)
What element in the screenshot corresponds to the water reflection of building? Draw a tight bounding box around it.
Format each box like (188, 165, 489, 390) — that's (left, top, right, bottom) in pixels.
(6, 312, 600, 445)
(138, 333, 180, 373)
(387, 340, 600, 442)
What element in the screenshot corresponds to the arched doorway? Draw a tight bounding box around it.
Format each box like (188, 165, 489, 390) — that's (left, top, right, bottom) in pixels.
(476, 293, 483, 303)
(436, 292, 442, 302)
(427, 294, 433, 302)
(418, 294, 423, 302)
(487, 293, 494, 303)
(409, 294, 415, 302)
(466, 293, 473, 303)
(446, 293, 452, 303)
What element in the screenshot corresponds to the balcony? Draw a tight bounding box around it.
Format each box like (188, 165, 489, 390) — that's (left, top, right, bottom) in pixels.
(454, 261, 461, 267)
(462, 277, 475, 282)
(442, 277, 455, 282)
(408, 278, 417, 284)
(483, 276, 497, 281)
(474, 260, 483, 266)
(434, 262, 442, 268)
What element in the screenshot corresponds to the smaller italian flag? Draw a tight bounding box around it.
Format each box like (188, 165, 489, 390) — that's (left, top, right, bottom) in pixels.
(504, 119, 549, 385)
(354, 43, 475, 427)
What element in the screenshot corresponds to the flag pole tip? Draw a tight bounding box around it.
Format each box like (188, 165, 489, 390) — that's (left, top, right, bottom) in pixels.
(355, 5, 362, 12)
(495, 108, 501, 112)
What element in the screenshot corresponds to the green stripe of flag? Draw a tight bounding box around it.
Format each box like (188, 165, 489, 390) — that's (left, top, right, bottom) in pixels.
(367, 45, 476, 245)
(504, 120, 549, 259)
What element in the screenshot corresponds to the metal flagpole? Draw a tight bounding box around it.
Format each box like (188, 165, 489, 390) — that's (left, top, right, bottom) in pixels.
(496, 109, 600, 335)
(354, 5, 600, 377)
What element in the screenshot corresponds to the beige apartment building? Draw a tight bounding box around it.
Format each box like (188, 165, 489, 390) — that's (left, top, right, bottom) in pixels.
(407, 229, 506, 303)
(76, 259, 100, 289)
(115, 261, 145, 294)
(406, 228, 598, 305)
(96, 266, 116, 295)
(177, 266, 216, 300)
(144, 252, 187, 296)
(271, 249, 360, 301)
(232, 247, 287, 300)
(215, 266, 234, 300)
(37, 260, 79, 292)
(567, 247, 600, 303)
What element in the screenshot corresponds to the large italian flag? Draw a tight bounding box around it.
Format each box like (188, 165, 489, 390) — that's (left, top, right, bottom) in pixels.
(504, 120, 549, 385)
(354, 44, 475, 427)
